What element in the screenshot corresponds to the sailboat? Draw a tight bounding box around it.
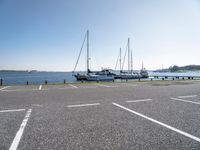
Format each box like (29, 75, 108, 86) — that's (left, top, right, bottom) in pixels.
(114, 48, 122, 79)
(73, 30, 115, 81)
(115, 38, 140, 79)
(140, 62, 149, 78)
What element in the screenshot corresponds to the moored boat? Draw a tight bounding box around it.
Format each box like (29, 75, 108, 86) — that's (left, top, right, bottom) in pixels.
(140, 62, 149, 78)
(72, 30, 115, 81)
(114, 38, 141, 79)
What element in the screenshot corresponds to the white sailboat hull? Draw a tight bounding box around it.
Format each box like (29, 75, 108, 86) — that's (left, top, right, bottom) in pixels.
(86, 74, 114, 81)
(120, 73, 140, 79)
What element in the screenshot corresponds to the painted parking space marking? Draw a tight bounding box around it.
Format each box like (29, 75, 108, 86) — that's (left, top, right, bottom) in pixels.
(68, 84, 78, 89)
(67, 103, 100, 108)
(0, 86, 11, 91)
(0, 109, 25, 113)
(39, 85, 42, 90)
(171, 97, 200, 105)
(126, 99, 153, 103)
(96, 84, 117, 88)
(113, 103, 200, 143)
(81, 86, 98, 89)
(126, 84, 137, 86)
(118, 83, 138, 87)
(1, 89, 40, 92)
(178, 95, 197, 98)
(9, 109, 32, 150)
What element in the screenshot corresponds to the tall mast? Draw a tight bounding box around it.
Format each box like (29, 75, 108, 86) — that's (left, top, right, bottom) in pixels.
(142, 61, 144, 70)
(87, 30, 89, 73)
(128, 38, 130, 72)
(120, 48, 122, 71)
(131, 49, 133, 73)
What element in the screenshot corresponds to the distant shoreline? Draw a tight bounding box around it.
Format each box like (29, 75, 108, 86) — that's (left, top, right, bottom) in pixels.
(154, 65, 200, 73)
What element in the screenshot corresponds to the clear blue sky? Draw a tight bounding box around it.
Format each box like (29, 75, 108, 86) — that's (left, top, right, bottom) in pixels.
(0, 0, 200, 71)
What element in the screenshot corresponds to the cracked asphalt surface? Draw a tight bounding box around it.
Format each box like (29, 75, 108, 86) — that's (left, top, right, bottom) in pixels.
(0, 80, 200, 149)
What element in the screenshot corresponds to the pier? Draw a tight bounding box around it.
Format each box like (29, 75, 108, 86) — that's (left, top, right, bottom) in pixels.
(152, 75, 200, 80)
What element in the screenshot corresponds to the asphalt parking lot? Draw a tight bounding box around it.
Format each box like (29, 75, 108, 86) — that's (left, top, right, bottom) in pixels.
(0, 81, 200, 149)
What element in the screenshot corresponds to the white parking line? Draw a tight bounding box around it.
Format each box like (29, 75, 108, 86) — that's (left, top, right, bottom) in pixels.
(67, 103, 100, 108)
(81, 86, 98, 89)
(9, 109, 32, 150)
(39, 85, 42, 90)
(178, 95, 197, 98)
(127, 84, 137, 87)
(2, 89, 39, 92)
(0, 86, 11, 91)
(122, 83, 137, 87)
(112, 103, 200, 143)
(126, 99, 153, 103)
(0, 109, 25, 113)
(96, 84, 112, 88)
(68, 84, 78, 89)
(171, 97, 200, 105)
(96, 84, 109, 87)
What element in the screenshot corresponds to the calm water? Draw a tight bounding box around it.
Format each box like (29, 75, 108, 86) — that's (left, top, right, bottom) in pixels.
(0, 71, 75, 85)
(0, 71, 200, 85)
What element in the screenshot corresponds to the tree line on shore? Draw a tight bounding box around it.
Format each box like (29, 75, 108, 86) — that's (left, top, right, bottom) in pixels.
(155, 65, 200, 72)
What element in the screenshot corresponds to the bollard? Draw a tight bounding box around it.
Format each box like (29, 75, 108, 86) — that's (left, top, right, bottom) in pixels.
(172, 78, 174, 80)
(188, 77, 190, 80)
(45, 80, 48, 85)
(182, 77, 184, 80)
(26, 81, 29, 85)
(0, 79, 2, 86)
(192, 77, 194, 80)
(64, 80, 66, 84)
(162, 78, 164, 81)
(151, 78, 153, 81)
